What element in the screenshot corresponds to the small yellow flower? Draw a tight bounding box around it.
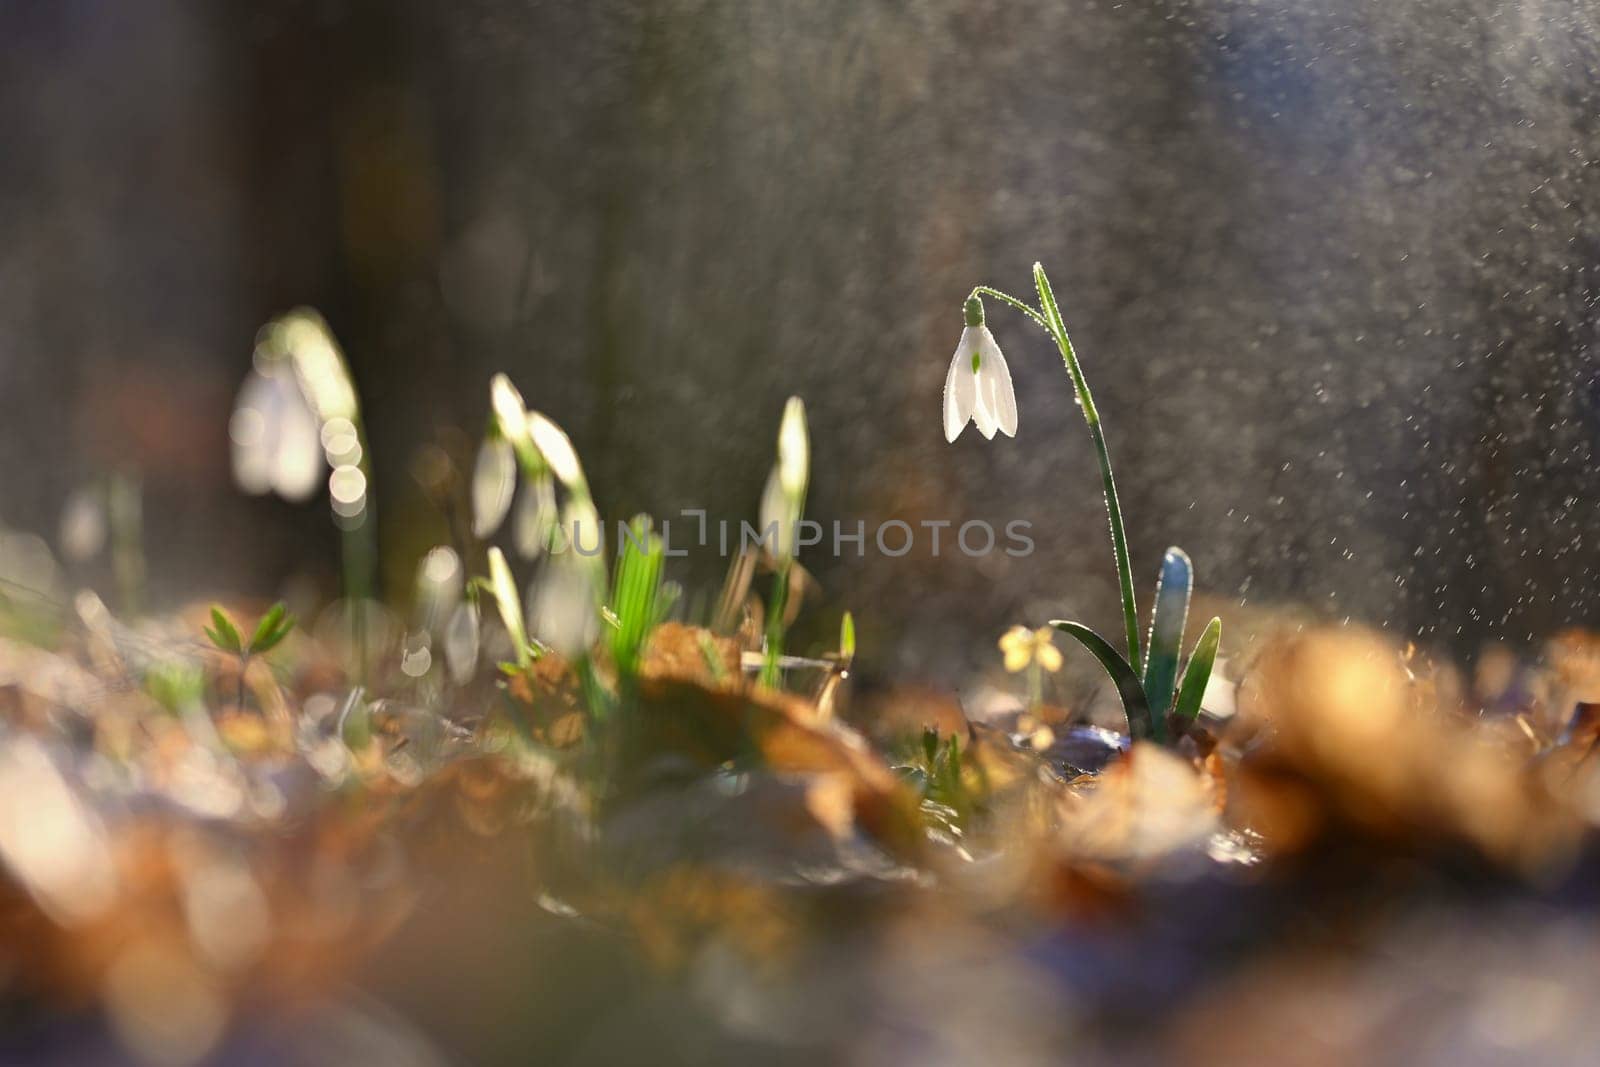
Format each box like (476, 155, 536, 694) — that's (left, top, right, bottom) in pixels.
(999, 625, 1063, 674)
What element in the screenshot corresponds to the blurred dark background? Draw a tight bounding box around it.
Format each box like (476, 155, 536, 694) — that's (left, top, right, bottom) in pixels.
(1, 0, 1597, 681)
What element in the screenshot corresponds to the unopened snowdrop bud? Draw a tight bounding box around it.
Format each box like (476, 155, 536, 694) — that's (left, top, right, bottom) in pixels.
(443, 599, 480, 683)
(758, 465, 793, 559)
(942, 296, 1018, 443)
(777, 396, 809, 499)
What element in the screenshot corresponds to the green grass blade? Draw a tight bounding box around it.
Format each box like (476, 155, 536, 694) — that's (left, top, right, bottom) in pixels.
(1142, 547, 1192, 717)
(1050, 619, 1156, 742)
(1172, 617, 1222, 722)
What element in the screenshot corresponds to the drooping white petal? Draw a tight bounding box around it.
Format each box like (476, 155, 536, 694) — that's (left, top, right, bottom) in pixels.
(471, 437, 517, 539)
(271, 385, 324, 502)
(985, 335, 1024, 435)
(976, 327, 1017, 438)
(943, 326, 979, 442)
(232, 365, 321, 500)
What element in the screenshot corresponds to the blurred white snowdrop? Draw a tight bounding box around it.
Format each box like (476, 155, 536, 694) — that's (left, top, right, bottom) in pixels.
(230, 360, 323, 501)
(530, 557, 601, 660)
(234, 309, 371, 527)
(942, 296, 1017, 442)
(471, 436, 517, 539)
(527, 410, 585, 490)
(443, 599, 481, 683)
(0, 737, 117, 925)
(273, 311, 358, 423)
(59, 487, 107, 562)
(413, 545, 463, 632)
(513, 472, 559, 559)
(759, 396, 809, 560)
(489, 373, 528, 442)
(532, 498, 603, 658)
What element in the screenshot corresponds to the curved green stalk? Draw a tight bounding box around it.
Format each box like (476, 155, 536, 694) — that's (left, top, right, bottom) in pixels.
(1031, 264, 1141, 667)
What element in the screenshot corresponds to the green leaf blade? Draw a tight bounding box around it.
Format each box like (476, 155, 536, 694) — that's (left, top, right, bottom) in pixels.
(1050, 619, 1157, 742)
(207, 607, 242, 654)
(1143, 547, 1193, 719)
(1172, 617, 1222, 722)
(249, 602, 288, 653)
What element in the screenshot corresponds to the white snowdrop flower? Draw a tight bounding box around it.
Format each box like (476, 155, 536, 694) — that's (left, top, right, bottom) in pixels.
(229, 362, 323, 501)
(758, 464, 794, 559)
(471, 436, 517, 539)
(527, 411, 585, 489)
(942, 296, 1018, 443)
(489, 373, 527, 441)
(529, 560, 600, 661)
(443, 599, 480, 684)
(512, 472, 559, 559)
(59, 488, 107, 562)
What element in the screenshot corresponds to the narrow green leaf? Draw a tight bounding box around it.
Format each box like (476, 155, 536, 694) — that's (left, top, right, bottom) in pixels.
(249, 602, 288, 653)
(1142, 547, 1193, 718)
(609, 514, 664, 679)
(207, 607, 242, 654)
(839, 611, 856, 662)
(1172, 617, 1222, 722)
(252, 612, 296, 655)
(696, 632, 728, 685)
(1050, 619, 1157, 742)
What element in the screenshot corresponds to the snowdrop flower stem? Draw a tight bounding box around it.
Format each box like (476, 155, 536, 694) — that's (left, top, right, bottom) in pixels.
(967, 285, 1051, 333)
(967, 266, 1140, 666)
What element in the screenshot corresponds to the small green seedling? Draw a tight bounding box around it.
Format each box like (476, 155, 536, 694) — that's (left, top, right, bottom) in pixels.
(205, 601, 295, 712)
(953, 263, 1221, 742)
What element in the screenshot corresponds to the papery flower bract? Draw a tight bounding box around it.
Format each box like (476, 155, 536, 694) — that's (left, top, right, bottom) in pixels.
(999, 625, 1063, 673)
(943, 297, 1018, 443)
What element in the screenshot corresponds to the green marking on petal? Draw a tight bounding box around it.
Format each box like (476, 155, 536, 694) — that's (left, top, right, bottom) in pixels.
(971, 349, 982, 374)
